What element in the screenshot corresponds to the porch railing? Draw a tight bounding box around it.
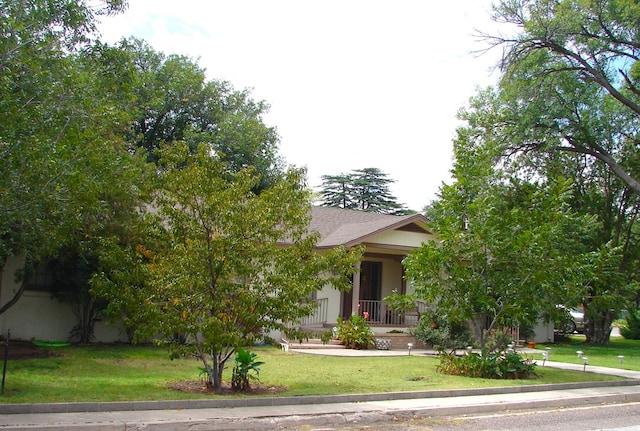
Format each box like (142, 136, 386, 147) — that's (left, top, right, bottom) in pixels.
(299, 297, 329, 327)
(358, 300, 427, 326)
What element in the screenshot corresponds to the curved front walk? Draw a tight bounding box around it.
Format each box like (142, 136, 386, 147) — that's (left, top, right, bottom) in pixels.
(1, 350, 640, 430)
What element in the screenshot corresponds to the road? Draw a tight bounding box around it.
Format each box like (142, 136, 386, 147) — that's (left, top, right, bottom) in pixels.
(279, 402, 640, 431)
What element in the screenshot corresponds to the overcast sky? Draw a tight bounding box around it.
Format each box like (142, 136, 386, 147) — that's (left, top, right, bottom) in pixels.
(97, 0, 505, 211)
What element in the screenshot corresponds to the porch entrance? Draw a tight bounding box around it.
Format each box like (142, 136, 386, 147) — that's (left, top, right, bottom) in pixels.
(341, 261, 381, 319)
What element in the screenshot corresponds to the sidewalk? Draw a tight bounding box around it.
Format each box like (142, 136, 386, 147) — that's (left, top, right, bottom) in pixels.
(1, 351, 639, 430)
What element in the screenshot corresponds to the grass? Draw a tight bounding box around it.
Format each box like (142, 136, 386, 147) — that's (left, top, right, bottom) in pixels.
(537, 334, 640, 369)
(0, 340, 633, 404)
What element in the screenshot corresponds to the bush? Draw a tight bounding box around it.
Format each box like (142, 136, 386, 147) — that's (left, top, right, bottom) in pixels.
(412, 305, 473, 353)
(437, 351, 537, 379)
(336, 315, 374, 349)
(620, 309, 640, 340)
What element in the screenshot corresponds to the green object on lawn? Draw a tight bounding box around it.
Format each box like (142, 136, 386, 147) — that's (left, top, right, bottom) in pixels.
(32, 340, 70, 347)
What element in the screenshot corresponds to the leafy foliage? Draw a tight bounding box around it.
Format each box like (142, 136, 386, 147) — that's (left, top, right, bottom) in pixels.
(231, 348, 265, 392)
(115, 38, 284, 191)
(412, 305, 473, 354)
(487, 0, 640, 194)
(620, 310, 640, 340)
(475, 1, 640, 343)
(0, 0, 145, 317)
(405, 103, 593, 349)
(336, 314, 374, 349)
(49, 250, 105, 344)
(437, 351, 537, 380)
(141, 142, 362, 393)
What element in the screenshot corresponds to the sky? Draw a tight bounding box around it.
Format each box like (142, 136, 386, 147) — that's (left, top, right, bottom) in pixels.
(97, 0, 505, 211)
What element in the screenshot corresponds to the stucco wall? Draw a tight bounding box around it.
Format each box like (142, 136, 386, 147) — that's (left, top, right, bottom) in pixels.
(0, 290, 126, 342)
(1, 256, 126, 342)
(369, 230, 434, 248)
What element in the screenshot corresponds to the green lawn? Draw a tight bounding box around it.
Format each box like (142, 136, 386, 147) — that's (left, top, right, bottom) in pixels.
(537, 334, 640, 369)
(0, 340, 633, 404)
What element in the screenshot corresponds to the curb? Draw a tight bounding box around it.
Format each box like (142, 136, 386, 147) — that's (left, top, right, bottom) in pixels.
(1, 378, 638, 415)
(3, 386, 640, 431)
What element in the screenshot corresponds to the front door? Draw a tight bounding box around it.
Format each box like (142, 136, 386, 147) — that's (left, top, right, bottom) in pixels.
(359, 261, 381, 301)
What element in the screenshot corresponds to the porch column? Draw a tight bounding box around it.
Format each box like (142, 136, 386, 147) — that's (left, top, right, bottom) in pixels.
(351, 266, 361, 316)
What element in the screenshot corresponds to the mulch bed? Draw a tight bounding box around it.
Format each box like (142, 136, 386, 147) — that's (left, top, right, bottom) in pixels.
(169, 380, 286, 396)
(1, 340, 62, 360)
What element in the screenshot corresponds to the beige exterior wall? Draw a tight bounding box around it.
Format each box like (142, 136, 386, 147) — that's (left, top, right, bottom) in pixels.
(317, 282, 342, 323)
(0, 256, 126, 342)
(368, 230, 434, 248)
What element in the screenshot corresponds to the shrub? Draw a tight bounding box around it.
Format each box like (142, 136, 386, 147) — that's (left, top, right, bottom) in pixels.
(620, 309, 640, 340)
(231, 348, 265, 391)
(336, 314, 374, 349)
(412, 305, 473, 354)
(436, 351, 537, 379)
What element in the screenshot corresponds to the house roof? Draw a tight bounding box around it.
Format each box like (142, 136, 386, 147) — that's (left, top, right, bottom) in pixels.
(309, 206, 432, 249)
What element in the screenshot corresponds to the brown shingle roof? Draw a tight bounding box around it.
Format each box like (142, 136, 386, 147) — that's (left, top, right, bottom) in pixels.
(310, 206, 431, 248)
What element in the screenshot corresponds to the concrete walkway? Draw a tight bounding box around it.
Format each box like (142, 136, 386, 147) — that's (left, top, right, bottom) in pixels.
(1, 349, 640, 430)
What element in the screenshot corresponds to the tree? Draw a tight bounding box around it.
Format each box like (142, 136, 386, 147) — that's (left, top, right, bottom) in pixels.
(319, 174, 353, 209)
(404, 94, 593, 351)
(476, 0, 640, 343)
(0, 0, 133, 315)
(319, 168, 408, 214)
(114, 38, 284, 191)
(485, 0, 640, 194)
(135, 142, 362, 393)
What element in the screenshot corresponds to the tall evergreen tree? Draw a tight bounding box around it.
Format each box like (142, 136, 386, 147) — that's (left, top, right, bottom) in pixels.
(319, 168, 408, 214)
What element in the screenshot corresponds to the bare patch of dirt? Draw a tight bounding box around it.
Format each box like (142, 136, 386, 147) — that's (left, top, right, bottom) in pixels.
(168, 380, 287, 396)
(2, 340, 62, 360)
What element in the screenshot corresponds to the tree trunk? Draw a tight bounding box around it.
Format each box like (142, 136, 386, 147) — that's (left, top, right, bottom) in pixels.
(211, 355, 224, 394)
(584, 311, 615, 345)
(0, 257, 28, 316)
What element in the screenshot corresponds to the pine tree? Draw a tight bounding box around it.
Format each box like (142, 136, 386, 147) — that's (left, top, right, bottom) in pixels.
(319, 168, 408, 214)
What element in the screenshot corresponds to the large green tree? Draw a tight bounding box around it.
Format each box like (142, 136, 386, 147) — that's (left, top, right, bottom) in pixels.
(0, 0, 138, 315)
(112, 38, 284, 191)
(475, 0, 640, 343)
(405, 91, 594, 350)
(128, 143, 362, 393)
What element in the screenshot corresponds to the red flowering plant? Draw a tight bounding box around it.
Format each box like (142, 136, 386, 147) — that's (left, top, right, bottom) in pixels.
(336, 312, 374, 349)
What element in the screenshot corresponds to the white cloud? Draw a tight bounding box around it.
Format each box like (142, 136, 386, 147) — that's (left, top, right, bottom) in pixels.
(97, 0, 503, 211)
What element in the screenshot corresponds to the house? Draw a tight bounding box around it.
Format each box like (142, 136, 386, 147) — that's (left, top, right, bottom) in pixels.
(299, 206, 435, 331)
(295, 207, 554, 345)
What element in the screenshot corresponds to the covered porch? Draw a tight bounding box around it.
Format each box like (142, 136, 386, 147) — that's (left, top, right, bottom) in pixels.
(301, 253, 427, 329)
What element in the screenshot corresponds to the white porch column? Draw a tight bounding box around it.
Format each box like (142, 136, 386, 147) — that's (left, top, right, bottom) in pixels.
(351, 267, 361, 316)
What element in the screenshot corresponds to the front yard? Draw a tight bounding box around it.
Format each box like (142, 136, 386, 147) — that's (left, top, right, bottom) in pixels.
(0, 340, 631, 404)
